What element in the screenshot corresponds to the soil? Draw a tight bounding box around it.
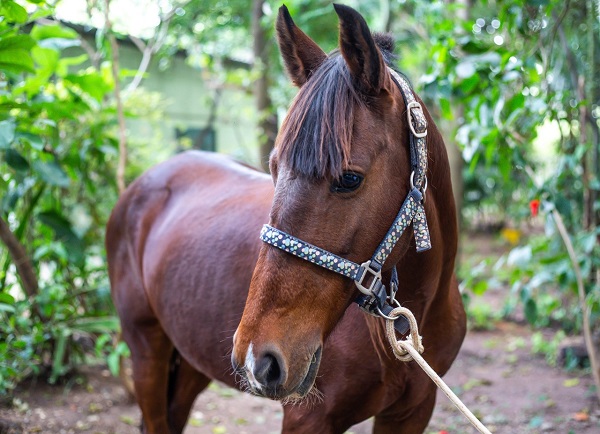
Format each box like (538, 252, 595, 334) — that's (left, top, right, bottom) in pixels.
(1, 234, 598, 434)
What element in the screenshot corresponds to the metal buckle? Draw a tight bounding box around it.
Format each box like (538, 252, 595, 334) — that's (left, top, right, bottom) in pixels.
(407, 101, 427, 138)
(355, 260, 382, 296)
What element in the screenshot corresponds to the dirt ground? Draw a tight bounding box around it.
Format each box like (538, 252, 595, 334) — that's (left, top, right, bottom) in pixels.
(1, 233, 598, 433)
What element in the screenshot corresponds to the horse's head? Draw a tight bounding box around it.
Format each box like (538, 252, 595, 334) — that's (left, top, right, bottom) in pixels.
(232, 4, 418, 400)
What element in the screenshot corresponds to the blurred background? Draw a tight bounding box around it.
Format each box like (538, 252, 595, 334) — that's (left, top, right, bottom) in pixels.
(0, 0, 598, 433)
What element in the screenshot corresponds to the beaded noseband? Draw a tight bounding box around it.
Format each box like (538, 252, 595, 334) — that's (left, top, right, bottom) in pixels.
(260, 69, 431, 335)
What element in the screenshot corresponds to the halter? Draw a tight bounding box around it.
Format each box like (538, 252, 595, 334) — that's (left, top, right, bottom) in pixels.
(259, 69, 431, 335)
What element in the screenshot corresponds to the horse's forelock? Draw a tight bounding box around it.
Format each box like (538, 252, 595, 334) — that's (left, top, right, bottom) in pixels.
(276, 54, 362, 180)
(276, 36, 400, 180)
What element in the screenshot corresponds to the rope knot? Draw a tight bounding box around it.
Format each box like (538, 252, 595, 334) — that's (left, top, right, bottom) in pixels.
(385, 306, 424, 362)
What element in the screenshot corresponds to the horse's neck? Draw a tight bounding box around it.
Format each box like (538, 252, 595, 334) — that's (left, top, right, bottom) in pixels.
(364, 313, 415, 382)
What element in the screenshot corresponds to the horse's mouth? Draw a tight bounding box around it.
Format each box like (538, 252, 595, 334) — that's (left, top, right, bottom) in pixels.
(243, 346, 322, 401)
(292, 346, 322, 398)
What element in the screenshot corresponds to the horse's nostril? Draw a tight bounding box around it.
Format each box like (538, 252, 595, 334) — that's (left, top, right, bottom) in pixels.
(254, 352, 284, 389)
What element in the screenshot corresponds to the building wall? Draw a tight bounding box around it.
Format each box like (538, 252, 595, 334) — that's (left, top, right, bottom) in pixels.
(70, 37, 261, 169)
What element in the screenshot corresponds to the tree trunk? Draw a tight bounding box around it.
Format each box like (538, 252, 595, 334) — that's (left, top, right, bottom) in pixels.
(252, 0, 278, 172)
(0, 216, 38, 298)
(104, 0, 128, 194)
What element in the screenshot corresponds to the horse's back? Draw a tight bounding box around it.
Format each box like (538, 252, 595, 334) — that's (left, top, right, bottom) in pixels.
(107, 151, 273, 382)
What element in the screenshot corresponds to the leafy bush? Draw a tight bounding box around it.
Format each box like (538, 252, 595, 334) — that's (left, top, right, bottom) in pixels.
(0, 0, 122, 395)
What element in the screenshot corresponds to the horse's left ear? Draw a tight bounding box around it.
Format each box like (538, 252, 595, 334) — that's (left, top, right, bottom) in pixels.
(333, 3, 387, 94)
(276, 5, 327, 87)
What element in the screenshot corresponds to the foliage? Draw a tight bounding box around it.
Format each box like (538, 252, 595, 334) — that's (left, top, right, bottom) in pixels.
(391, 0, 600, 339)
(0, 0, 597, 396)
(0, 0, 122, 394)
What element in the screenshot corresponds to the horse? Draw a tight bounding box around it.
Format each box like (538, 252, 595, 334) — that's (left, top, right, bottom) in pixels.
(106, 4, 466, 434)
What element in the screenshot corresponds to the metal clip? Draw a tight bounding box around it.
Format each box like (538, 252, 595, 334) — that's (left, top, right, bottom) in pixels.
(407, 101, 427, 138)
(355, 260, 382, 296)
(410, 171, 428, 203)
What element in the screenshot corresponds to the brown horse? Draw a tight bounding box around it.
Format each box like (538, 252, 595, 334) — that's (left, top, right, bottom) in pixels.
(106, 4, 465, 434)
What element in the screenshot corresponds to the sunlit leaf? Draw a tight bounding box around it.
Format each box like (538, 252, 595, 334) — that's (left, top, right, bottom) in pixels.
(30, 23, 78, 41)
(0, 1, 28, 24)
(0, 48, 35, 73)
(65, 72, 113, 102)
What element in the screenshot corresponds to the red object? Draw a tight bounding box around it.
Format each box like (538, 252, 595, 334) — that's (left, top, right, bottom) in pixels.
(439, 431, 450, 434)
(529, 199, 540, 217)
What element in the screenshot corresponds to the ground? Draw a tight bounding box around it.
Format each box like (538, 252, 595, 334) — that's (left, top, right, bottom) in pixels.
(1, 234, 598, 433)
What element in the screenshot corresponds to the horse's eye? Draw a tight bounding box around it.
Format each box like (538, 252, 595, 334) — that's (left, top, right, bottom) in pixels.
(331, 172, 364, 193)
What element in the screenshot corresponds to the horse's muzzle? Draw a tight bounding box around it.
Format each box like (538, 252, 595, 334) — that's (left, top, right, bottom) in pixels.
(232, 344, 322, 400)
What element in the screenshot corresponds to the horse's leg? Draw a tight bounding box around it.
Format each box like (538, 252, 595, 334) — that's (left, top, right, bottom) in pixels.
(372, 387, 437, 434)
(122, 316, 174, 434)
(281, 404, 352, 434)
(167, 354, 211, 434)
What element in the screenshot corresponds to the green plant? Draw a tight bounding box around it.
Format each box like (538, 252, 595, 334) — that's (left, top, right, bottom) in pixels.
(0, 0, 123, 394)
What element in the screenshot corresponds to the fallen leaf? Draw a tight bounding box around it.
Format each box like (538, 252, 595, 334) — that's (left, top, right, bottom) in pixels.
(573, 412, 589, 421)
(189, 418, 203, 427)
(120, 415, 136, 426)
(563, 378, 580, 387)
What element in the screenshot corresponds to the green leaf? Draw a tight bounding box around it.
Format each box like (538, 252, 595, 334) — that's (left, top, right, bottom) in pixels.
(461, 39, 490, 54)
(37, 209, 85, 263)
(4, 149, 29, 172)
(30, 24, 78, 41)
(37, 210, 76, 240)
(32, 46, 60, 71)
(16, 132, 44, 150)
(0, 0, 28, 24)
(472, 280, 488, 295)
(69, 316, 120, 333)
(505, 93, 525, 113)
(0, 35, 36, 51)
(107, 351, 120, 377)
(49, 329, 69, 383)
(0, 293, 15, 305)
(65, 72, 113, 102)
(439, 97, 453, 120)
(524, 298, 537, 325)
(0, 48, 35, 73)
(0, 119, 16, 149)
(32, 160, 70, 187)
(0, 303, 15, 313)
(459, 75, 479, 93)
(56, 54, 88, 76)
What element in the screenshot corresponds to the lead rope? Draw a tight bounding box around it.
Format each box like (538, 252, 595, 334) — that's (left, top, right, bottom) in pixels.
(384, 308, 493, 434)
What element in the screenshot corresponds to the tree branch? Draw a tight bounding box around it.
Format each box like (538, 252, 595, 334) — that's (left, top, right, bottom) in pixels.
(551, 209, 600, 402)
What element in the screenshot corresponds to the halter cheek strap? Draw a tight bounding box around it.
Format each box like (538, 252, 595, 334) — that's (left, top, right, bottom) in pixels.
(259, 69, 430, 335)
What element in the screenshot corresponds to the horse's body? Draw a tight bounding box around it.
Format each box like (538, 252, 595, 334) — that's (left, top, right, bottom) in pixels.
(107, 5, 465, 434)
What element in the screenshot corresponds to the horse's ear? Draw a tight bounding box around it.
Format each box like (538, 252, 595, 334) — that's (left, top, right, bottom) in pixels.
(276, 5, 327, 87)
(333, 3, 387, 94)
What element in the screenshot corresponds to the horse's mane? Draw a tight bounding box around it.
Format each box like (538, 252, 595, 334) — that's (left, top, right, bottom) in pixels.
(276, 33, 399, 179)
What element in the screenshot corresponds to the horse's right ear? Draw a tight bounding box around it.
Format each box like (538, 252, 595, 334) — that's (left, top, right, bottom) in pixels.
(276, 4, 327, 87)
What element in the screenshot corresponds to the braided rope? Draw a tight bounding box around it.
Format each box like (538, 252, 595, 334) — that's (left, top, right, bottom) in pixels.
(385, 308, 493, 434)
